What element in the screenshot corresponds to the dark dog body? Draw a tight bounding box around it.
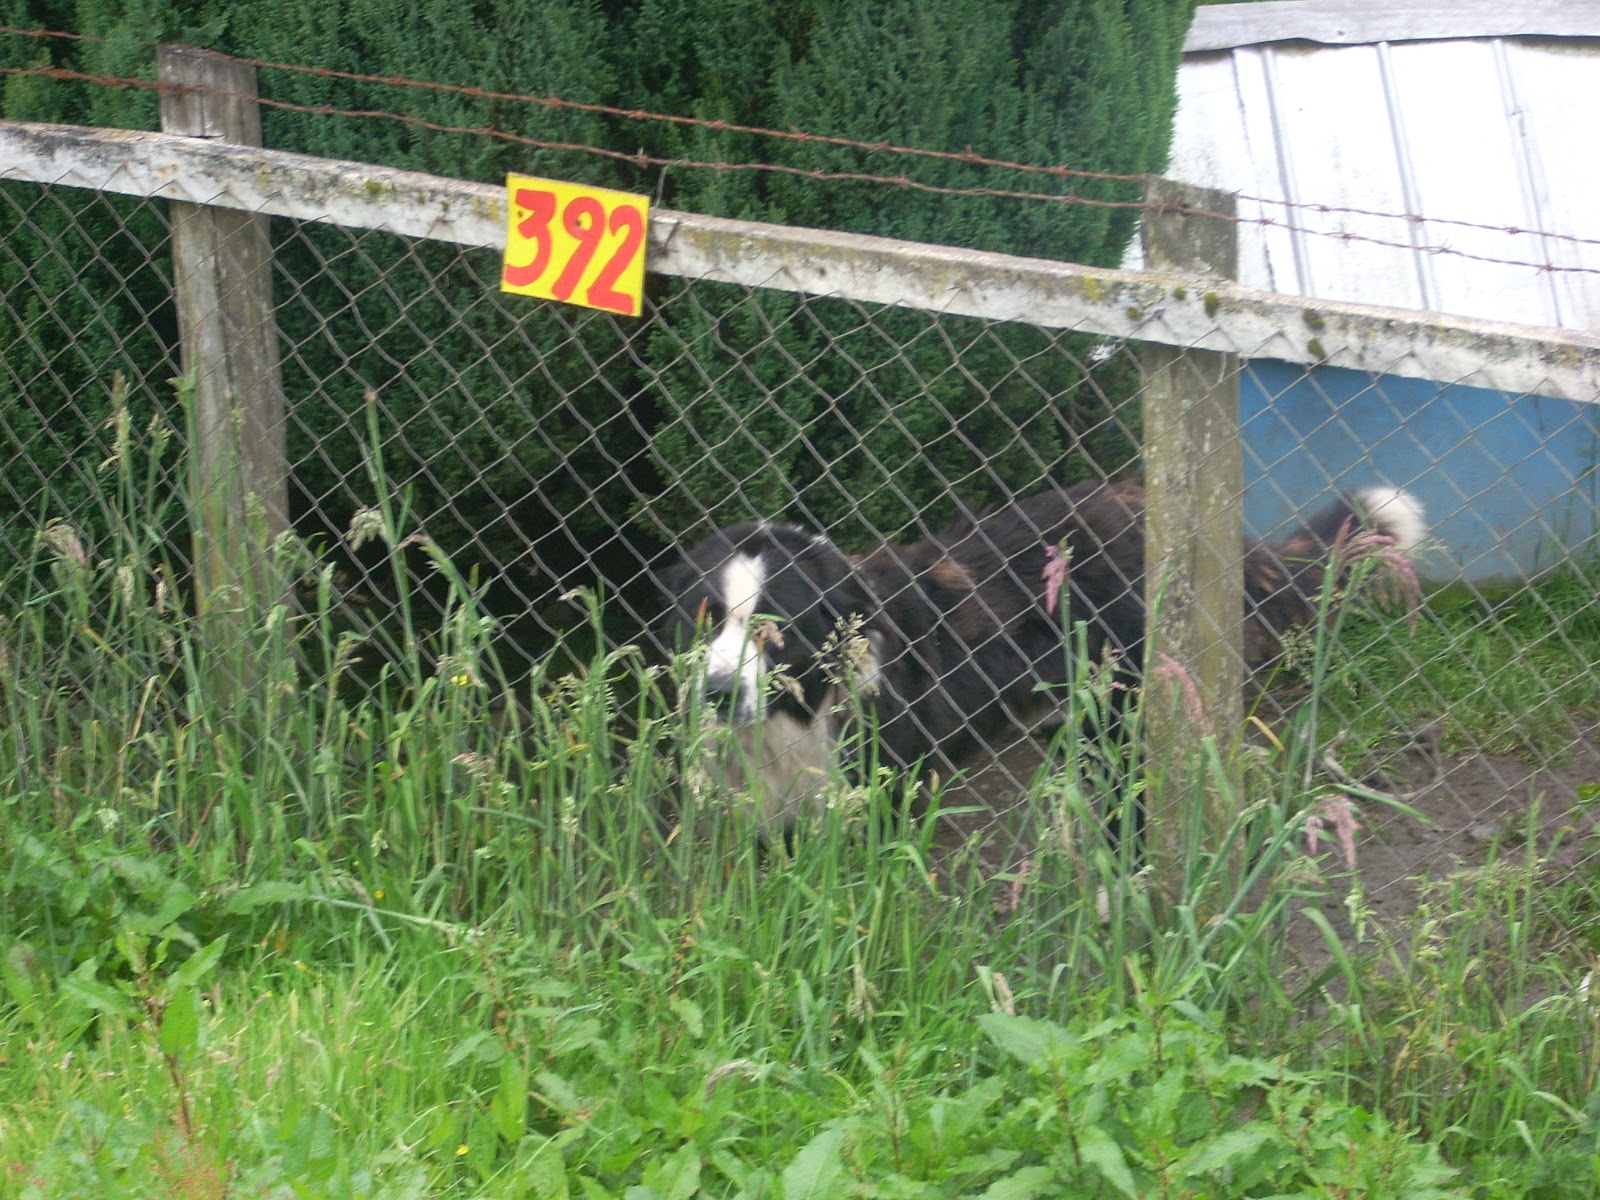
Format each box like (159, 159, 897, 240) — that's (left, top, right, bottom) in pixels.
(663, 480, 1425, 831)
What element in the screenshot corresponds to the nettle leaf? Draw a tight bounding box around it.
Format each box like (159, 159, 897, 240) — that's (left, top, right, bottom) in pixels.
(647, 1143, 701, 1200)
(1143, 1063, 1187, 1129)
(157, 985, 202, 1058)
(492, 1057, 530, 1143)
(1075, 1125, 1139, 1200)
(533, 1070, 582, 1117)
(466, 1113, 499, 1179)
(946, 1149, 1024, 1178)
(1212, 1052, 1294, 1089)
(2, 942, 42, 1026)
(1078, 1029, 1153, 1088)
(1174, 1125, 1276, 1180)
(548, 1016, 607, 1057)
(142, 884, 202, 931)
(169, 934, 230, 994)
(220, 880, 311, 913)
(60, 958, 141, 1022)
(446, 1030, 506, 1068)
(1076, 1084, 1109, 1129)
(975, 1164, 1056, 1200)
(926, 1076, 1010, 1147)
(281, 1105, 339, 1185)
(519, 1134, 569, 1200)
(781, 1124, 845, 1200)
(978, 1013, 1080, 1071)
(669, 997, 704, 1040)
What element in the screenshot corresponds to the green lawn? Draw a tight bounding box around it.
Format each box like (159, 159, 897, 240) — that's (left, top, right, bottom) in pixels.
(5, 419, 1600, 1196)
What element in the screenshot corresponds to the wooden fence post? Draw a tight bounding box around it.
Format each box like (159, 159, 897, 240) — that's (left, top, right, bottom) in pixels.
(158, 46, 289, 708)
(1138, 177, 1244, 903)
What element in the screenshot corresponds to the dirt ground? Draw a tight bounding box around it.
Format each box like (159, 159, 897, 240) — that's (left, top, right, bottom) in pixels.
(926, 711, 1600, 953)
(1319, 730, 1600, 911)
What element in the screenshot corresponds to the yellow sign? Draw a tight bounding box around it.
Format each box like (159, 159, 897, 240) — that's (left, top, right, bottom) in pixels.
(502, 175, 649, 317)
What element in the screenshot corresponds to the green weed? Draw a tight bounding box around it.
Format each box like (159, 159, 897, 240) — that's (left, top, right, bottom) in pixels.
(5, 379, 1600, 1195)
(1316, 568, 1600, 762)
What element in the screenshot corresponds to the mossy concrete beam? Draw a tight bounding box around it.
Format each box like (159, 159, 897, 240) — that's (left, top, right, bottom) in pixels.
(4, 118, 1597, 402)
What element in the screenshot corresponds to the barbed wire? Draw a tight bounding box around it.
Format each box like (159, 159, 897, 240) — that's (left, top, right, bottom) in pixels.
(4, 25, 1144, 186)
(4, 25, 1600, 279)
(0, 62, 1146, 211)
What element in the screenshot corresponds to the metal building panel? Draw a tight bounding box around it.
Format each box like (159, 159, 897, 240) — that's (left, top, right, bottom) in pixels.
(1381, 39, 1559, 328)
(1149, 17, 1600, 582)
(1160, 31, 1600, 334)
(1508, 38, 1600, 332)
(1262, 41, 1429, 309)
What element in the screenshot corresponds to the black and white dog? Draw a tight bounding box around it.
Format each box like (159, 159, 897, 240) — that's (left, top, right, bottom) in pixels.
(662, 480, 1425, 833)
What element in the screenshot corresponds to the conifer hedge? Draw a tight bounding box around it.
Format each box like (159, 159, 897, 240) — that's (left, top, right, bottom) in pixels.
(1, 0, 1195, 567)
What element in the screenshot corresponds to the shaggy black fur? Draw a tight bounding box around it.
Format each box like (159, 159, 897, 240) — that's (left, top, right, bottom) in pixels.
(662, 479, 1424, 828)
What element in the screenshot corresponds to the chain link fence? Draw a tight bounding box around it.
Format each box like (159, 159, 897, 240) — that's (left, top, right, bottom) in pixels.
(4, 99, 1600, 927)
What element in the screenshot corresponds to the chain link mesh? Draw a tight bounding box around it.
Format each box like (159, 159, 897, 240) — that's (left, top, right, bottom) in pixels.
(3, 173, 1598, 918)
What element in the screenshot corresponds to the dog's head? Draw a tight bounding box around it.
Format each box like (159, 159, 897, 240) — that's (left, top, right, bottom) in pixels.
(662, 521, 883, 725)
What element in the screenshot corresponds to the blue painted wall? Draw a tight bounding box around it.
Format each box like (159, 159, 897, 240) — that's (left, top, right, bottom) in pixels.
(1240, 361, 1600, 586)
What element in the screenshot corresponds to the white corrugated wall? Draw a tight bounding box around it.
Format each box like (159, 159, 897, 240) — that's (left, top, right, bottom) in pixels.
(1143, 3, 1600, 583)
(1152, 5, 1600, 333)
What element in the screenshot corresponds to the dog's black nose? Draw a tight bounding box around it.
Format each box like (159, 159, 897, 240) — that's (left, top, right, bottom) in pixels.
(707, 687, 739, 722)
(700, 667, 757, 725)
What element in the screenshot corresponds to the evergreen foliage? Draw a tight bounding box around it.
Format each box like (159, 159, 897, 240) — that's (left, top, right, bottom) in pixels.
(1, 0, 1194, 574)
(622, 0, 1189, 541)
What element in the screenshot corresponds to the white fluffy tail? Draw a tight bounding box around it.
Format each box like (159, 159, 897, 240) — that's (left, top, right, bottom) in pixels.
(1353, 487, 1427, 554)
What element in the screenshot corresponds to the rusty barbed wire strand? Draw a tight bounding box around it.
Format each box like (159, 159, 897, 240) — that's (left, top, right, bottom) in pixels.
(0, 25, 1143, 186)
(4, 29, 1600, 277)
(0, 23, 98, 43)
(1149, 200, 1600, 276)
(0, 64, 1142, 210)
(215, 48, 1600, 255)
(9, 24, 1600, 255)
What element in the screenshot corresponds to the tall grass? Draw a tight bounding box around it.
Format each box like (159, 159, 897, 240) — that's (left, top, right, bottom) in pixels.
(3, 381, 1599, 1195)
(1316, 567, 1600, 762)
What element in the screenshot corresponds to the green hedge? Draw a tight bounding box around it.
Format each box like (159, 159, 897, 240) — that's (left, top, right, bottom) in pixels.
(1, 0, 1193, 566)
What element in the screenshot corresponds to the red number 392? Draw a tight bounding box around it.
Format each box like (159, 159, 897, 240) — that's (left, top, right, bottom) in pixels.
(501, 177, 648, 318)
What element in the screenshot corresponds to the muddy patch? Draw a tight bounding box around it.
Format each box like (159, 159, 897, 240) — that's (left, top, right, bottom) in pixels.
(921, 714, 1600, 949)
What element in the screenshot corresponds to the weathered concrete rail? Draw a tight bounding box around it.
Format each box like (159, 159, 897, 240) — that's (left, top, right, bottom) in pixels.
(4, 118, 1597, 403)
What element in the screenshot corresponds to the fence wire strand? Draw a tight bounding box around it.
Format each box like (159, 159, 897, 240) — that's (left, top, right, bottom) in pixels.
(2, 142, 1599, 919)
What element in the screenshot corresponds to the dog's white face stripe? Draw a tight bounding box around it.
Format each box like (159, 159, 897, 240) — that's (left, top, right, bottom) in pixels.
(706, 552, 768, 722)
